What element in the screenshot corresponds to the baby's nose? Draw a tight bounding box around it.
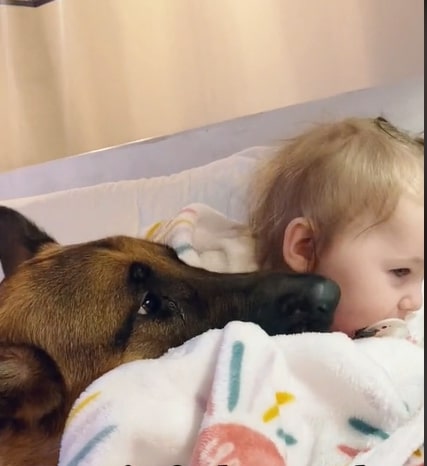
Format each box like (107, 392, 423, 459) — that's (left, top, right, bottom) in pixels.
(399, 293, 423, 317)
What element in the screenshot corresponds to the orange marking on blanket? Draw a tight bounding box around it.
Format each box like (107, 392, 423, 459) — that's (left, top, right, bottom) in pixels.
(179, 207, 197, 215)
(337, 444, 370, 458)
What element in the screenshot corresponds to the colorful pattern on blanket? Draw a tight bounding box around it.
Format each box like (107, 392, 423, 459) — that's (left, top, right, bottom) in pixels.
(404, 446, 424, 466)
(58, 203, 424, 466)
(59, 323, 424, 466)
(142, 203, 258, 273)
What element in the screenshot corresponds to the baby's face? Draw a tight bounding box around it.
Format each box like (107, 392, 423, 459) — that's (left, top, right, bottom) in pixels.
(314, 196, 424, 337)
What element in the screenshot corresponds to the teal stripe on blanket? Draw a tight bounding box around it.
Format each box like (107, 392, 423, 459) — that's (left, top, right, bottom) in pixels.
(228, 341, 244, 412)
(276, 428, 297, 445)
(175, 243, 194, 255)
(65, 425, 117, 466)
(348, 417, 389, 439)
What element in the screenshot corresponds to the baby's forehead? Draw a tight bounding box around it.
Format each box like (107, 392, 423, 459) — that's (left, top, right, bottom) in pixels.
(362, 197, 424, 257)
(384, 196, 424, 234)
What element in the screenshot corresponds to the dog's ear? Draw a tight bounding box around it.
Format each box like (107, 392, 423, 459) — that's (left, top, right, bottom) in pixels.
(0, 344, 66, 431)
(0, 206, 56, 278)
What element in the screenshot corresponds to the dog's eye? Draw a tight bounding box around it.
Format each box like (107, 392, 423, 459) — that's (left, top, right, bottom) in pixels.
(138, 292, 161, 315)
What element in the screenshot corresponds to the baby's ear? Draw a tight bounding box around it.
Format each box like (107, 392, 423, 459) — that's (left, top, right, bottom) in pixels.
(282, 217, 315, 273)
(0, 343, 66, 431)
(0, 206, 56, 278)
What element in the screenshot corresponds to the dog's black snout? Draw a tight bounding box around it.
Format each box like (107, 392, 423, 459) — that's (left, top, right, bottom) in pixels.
(308, 279, 341, 313)
(129, 262, 151, 284)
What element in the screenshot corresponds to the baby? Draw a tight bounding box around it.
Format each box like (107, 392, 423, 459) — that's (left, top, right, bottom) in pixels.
(248, 116, 424, 338)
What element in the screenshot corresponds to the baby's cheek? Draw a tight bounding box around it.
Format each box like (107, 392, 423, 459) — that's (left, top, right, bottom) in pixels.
(330, 297, 379, 336)
(330, 303, 357, 336)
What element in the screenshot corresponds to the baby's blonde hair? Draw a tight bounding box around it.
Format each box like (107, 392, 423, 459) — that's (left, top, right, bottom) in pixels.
(248, 117, 424, 270)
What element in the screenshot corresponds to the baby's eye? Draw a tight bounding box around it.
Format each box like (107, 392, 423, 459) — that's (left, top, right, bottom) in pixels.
(391, 268, 411, 278)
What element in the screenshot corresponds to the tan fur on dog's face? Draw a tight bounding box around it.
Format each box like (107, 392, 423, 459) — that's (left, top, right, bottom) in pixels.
(0, 207, 339, 466)
(0, 237, 210, 398)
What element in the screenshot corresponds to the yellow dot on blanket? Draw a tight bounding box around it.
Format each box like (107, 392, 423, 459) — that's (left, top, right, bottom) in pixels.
(144, 221, 162, 240)
(66, 391, 101, 425)
(263, 405, 280, 422)
(276, 391, 295, 405)
(263, 392, 295, 422)
(413, 448, 423, 457)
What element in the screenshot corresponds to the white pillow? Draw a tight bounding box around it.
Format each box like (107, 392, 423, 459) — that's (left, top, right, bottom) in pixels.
(0, 146, 271, 279)
(1, 146, 270, 244)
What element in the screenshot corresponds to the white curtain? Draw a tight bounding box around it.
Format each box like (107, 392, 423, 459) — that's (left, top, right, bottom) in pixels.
(0, 0, 424, 173)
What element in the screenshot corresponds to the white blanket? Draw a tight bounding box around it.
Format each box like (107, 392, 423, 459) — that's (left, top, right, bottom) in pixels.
(58, 204, 424, 466)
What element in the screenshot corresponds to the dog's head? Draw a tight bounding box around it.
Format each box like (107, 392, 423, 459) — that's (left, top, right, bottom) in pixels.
(0, 206, 340, 464)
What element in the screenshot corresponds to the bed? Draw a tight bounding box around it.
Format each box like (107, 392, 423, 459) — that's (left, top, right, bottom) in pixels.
(0, 76, 423, 247)
(0, 76, 424, 466)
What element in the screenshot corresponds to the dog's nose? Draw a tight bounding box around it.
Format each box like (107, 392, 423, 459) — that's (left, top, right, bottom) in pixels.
(129, 262, 151, 284)
(307, 279, 341, 313)
(242, 273, 341, 335)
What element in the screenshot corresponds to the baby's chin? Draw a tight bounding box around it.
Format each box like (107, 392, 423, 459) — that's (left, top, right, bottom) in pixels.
(329, 316, 360, 338)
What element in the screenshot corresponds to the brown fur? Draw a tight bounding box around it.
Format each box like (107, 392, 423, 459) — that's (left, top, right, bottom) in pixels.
(0, 206, 339, 466)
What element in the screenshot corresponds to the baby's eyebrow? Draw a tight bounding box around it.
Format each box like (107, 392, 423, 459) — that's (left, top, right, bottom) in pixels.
(390, 257, 424, 266)
(406, 257, 424, 267)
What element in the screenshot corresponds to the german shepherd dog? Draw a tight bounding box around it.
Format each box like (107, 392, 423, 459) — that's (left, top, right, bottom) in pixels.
(0, 206, 340, 466)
